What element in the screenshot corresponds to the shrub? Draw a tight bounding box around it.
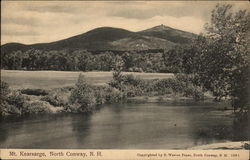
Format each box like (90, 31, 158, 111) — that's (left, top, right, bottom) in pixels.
(0, 81, 27, 116)
(1, 81, 11, 96)
(0, 81, 11, 116)
(123, 74, 141, 86)
(23, 100, 54, 114)
(122, 84, 145, 97)
(109, 73, 148, 97)
(93, 86, 107, 105)
(1, 103, 22, 116)
(152, 78, 184, 95)
(109, 71, 205, 100)
(20, 88, 49, 96)
(183, 85, 204, 100)
(69, 74, 96, 112)
(1, 90, 27, 116)
(175, 74, 204, 100)
(64, 103, 81, 113)
(41, 88, 70, 106)
(108, 70, 123, 89)
(93, 85, 125, 104)
(151, 75, 204, 100)
(105, 86, 124, 103)
(6, 91, 26, 110)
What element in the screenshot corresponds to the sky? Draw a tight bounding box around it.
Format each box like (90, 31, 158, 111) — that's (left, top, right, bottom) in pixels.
(1, 1, 249, 45)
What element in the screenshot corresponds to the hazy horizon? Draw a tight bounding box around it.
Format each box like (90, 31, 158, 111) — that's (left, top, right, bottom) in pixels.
(1, 1, 249, 45)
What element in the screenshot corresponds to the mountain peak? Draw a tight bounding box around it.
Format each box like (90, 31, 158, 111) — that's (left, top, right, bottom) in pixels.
(156, 24, 170, 28)
(150, 24, 173, 31)
(139, 25, 174, 33)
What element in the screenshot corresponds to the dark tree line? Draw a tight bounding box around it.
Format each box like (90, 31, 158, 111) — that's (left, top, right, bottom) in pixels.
(1, 49, 171, 72)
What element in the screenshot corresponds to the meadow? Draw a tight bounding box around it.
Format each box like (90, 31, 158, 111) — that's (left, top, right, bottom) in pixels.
(1, 70, 174, 89)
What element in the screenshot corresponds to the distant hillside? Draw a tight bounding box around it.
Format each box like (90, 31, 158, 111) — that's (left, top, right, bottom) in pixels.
(1, 43, 28, 54)
(139, 25, 196, 44)
(1, 25, 197, 53)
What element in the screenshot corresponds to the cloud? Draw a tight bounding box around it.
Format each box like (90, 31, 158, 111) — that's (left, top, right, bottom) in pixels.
(108, 2, 214, 20)
(2, 17, 39, 26)
(109, 8, 153, 19)
(23, 5, 75, 14)
(2, 30, 39, 36)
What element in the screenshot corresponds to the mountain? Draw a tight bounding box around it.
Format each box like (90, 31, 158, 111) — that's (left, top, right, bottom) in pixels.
(1, 43, 28, 54)
(1, 25, 197, 53)
(139, 24, 196, 44)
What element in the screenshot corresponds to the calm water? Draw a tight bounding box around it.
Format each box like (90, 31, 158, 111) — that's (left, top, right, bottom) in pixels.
(0, 102, 248, 149)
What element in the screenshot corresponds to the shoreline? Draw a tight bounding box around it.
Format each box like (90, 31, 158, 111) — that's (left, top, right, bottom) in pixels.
(189, 141, 250, 150)
(1, 92, 233, 117)
(127, 95, 214, 103)
(1, 71, 235, 117)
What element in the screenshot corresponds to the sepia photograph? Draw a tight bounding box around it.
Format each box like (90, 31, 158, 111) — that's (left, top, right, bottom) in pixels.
(0, 0, 249, 155)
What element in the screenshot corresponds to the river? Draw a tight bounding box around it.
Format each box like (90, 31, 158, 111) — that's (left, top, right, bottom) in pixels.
(0, 102, 248, 149)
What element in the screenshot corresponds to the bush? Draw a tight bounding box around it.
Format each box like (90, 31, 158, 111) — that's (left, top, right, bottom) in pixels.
(0, 81, 11, 116)
(1, 103, 22, 116)
(122, 84, 144, 97)
(151, 75, 204, 100)
(1, 81, 11, 96)
(21, 88, 49, 96)
(64, 103, 81, 113)
(123, 74, 142, 86)
(6, 91, 26, 110)
(69, 74, 96, 112)
(93, 85, 125, 104)
(183, 85, 204, 100)
(105, 86, 124, 103)
(41, 88, 70, 106)
(152, 78, 184, 95)
(0, 81, 28, 116)
(93, 86, 107, 105)
(23, 101, 54, 114)
(109, 73, 148, 97)
(1, 90, 27, 116)
(175, 74, 204, 100)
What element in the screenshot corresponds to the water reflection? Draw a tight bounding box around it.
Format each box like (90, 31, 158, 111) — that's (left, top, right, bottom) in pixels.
(0, 102, 249, 149)
(70, 113, 91, 148)
(232, 119, 250, 141)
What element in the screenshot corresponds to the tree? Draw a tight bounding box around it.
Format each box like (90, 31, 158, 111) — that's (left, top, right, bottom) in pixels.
(163, 45, 186, 73)
(122, 52, 133, 71)
(96, 52, 115, 71)
(69, 74, 96, 112)
(77, 50, 93, 71)
(4, 51, 23, 70)
(185, 4, 249, 115)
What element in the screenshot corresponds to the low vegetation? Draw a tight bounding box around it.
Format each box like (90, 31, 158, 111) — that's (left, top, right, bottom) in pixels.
(109, 70, 204, 99)
(0, 71, 206, 117)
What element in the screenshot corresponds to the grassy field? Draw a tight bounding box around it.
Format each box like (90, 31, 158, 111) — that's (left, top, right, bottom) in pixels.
(1, 70, 174, 89)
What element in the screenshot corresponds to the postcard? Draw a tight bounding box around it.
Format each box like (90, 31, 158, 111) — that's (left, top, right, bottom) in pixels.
(1, 1, 249, 160)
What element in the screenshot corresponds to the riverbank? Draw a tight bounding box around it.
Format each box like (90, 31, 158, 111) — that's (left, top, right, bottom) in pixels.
(1, 72, 223, 117)
(189, 141, 250, 150)
(1, 89, 228, 117)
(127, 94, 215, 103)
